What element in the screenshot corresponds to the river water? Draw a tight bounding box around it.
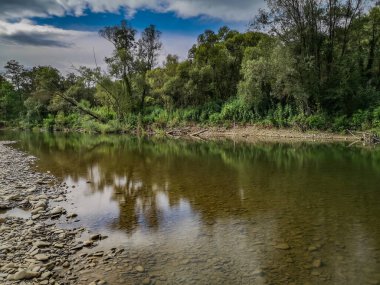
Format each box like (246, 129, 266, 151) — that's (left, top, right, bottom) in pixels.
(1, 131, 379, 284)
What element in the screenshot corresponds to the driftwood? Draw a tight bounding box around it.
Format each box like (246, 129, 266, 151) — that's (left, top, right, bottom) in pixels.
(347, 130, 380, 145)
(165, 128, 190, 137)
(190, 129, 208, 137)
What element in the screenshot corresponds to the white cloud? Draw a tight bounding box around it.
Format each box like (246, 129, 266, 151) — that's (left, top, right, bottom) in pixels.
(0, 0, 264, 22)
(0, 29, 196, 74)
(0, 0, 263, 72)
(0, 19, 90, 47)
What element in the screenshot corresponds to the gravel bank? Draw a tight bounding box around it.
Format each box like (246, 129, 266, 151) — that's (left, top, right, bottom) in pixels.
(0, 142, 153, 285)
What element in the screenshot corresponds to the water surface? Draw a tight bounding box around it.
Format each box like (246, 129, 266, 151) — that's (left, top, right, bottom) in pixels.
(1, 131, 379, 284)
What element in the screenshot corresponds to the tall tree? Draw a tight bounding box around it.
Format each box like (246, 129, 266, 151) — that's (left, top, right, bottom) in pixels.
(135, 25, 162, 111)
(99, 20, 137, 117)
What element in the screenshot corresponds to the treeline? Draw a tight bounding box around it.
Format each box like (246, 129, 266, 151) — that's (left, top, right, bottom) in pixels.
(0, 0, 380, 134)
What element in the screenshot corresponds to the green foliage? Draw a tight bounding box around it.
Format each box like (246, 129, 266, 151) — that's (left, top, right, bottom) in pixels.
(332, 116, 350, 133)
(1, 4, 380, 134)
(305, 114, 328, 130)
(373, 106, 380, 128)
(351, 110, 372, 130)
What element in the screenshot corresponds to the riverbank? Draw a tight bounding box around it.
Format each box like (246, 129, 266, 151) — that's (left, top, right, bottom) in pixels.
(2, 124, 366, 143)
(162, 125, 359, 143)
(0, 142, 154, 285)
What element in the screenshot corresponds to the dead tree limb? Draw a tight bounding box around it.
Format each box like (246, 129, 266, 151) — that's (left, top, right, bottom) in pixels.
(190, 129, 208, 137)
(56, 92, 107, 123)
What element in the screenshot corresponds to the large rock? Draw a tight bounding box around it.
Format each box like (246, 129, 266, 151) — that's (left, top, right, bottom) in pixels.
(9, 270, 39, 280)
(35, 254, 49, 261)
(50, 207, 64, 215)
(34, 241, 51, 248)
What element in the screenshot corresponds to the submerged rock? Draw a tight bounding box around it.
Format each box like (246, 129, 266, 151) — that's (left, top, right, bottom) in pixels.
(274, 243, 290, 250)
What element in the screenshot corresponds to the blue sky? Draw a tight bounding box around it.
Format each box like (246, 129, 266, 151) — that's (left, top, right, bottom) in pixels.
(0, 0, 263, 72)
(34, 9, 245, 35)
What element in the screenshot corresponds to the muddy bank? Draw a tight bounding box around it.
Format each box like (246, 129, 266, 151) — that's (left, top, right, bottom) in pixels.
(0, 142, 154, 285)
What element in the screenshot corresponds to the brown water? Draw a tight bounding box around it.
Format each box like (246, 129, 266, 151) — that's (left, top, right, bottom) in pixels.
(1, 131, 380, 284)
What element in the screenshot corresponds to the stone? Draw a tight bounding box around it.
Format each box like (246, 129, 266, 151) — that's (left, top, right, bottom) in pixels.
(93, 251, 104, 257)
(135, 265, 144, 272)
(83, 240, 93, 247)
(90, 234, 101, 241)
(67, 213, 78, 218)
(32, 214, 41, 220)
(40, 271, 51, 279)
(34, 201, 47, 209)
(312, 259, 322, 268)
(142, 277, 151, 284)
(50, 206, 63, 215)
(10, 270, 39, 280)
(62, 261, 70, 268)
(34, 241, 51, 248)
(274, 243, 290, 250)
(35, 254, 49, 261)
(308, 246, 318, 252)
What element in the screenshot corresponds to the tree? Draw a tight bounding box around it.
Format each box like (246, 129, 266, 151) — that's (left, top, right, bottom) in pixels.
(135, 25, 162, 111)
(98, 21, 162, 118)
(99, 20, 137, 117)
(4, 60, 25, 91)
(253, 0, 368, 114)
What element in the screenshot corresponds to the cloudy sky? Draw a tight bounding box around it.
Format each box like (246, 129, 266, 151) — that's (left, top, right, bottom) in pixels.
(0, 0, 264, 73)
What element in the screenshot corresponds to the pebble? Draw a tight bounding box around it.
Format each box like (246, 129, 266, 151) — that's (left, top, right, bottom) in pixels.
(35, 254, 49, 261)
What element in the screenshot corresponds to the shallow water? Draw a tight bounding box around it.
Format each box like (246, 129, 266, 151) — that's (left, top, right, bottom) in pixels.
(1, 131, 380, 284)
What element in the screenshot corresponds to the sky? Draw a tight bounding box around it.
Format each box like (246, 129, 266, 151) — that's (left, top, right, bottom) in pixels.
(0, 0, 265, 73)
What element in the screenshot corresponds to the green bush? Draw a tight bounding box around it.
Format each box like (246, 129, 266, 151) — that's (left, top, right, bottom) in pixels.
(305, 113, 328, 130)
(42, 114, 55, 130)
(372, 106, 380, 128)
(289, 113, 307, 131)
(351, 110, 371, 130)
(332, 115, 350, 132)
(219, 99, 255, 122)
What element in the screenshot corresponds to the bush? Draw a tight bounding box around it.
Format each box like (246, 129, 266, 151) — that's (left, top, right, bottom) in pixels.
(332, 115, 350, 132)
(351, 110, 371, 130)
(289, 113, 307, 131)
(305, 113, 328, 130)
(219, 99, 255, 122)
(372, 106, 380, 128)
(42, 114, 55, 130)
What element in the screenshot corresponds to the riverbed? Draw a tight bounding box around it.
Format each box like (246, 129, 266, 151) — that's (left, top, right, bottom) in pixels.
(1, 131, 379, 284)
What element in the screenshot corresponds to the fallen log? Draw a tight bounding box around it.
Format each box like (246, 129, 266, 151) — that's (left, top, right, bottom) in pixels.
(190, 129, 208, 137)
(56, 92, 108, 123)
(347, 130, 380, 145)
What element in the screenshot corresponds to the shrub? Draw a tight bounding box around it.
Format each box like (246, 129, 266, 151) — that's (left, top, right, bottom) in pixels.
(42, 114, 55, 130)
(351, 110, 371, 130)
(332, 115, 350, 132)
(372, 106, 380, 128)
(305, 113, 328, 130)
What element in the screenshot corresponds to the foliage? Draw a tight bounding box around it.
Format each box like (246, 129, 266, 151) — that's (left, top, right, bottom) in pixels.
(1, 5, 380, 133)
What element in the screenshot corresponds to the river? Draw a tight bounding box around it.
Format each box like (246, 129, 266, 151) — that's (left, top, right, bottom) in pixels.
(1, 131, 379, 284)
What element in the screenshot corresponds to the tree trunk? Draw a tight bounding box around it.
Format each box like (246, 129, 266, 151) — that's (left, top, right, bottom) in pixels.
(56, 92, 107, 123)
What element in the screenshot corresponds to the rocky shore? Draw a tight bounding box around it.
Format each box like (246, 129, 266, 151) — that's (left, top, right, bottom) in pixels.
(0, 142, 153, 285)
